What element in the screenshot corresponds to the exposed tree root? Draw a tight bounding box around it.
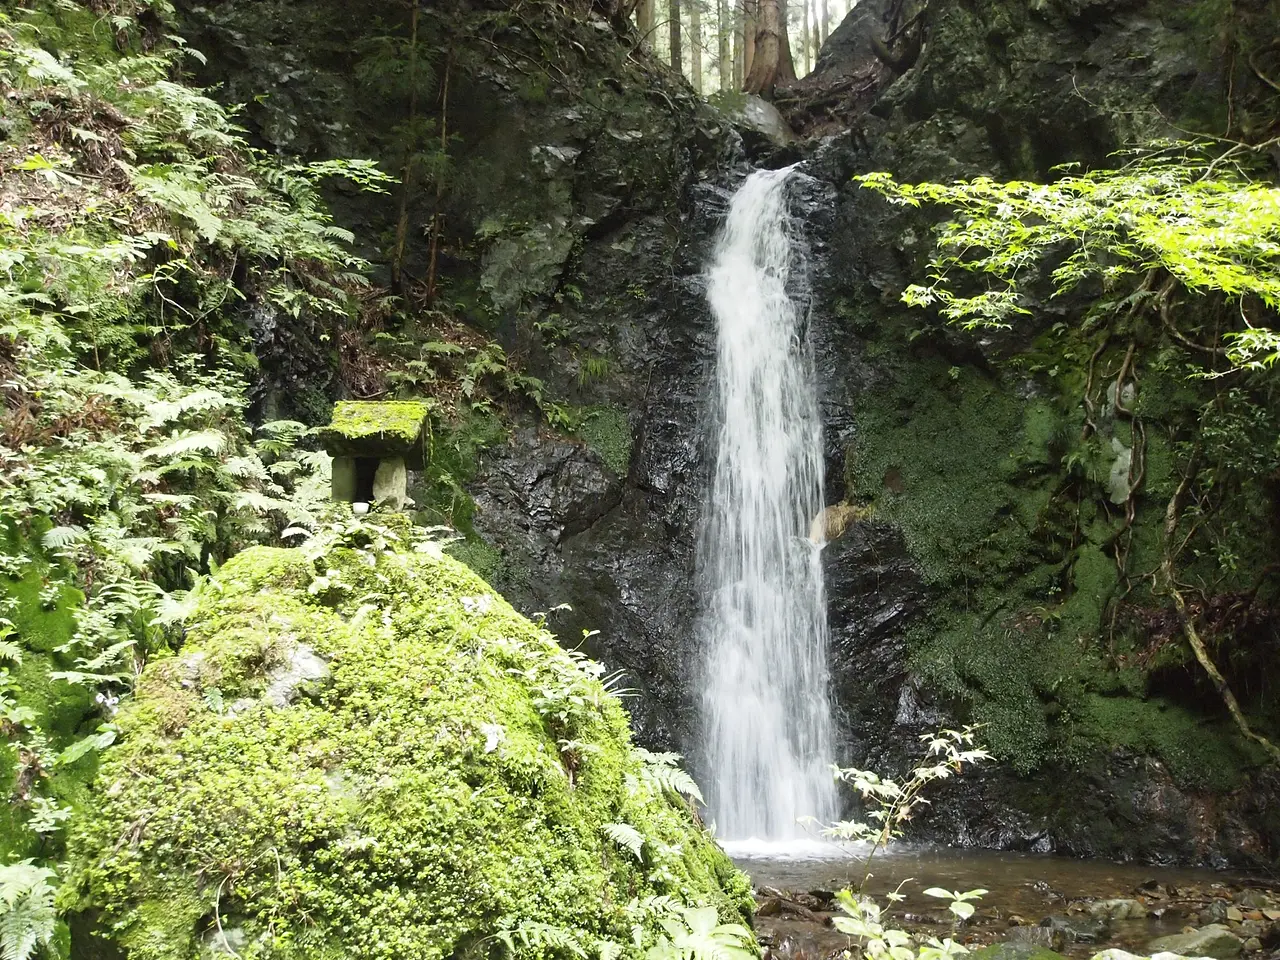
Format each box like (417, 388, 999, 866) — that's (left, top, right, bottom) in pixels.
(1161, 458, 1280, 763)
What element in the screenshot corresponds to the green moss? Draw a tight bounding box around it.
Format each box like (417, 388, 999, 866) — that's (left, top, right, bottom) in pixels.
(1018, 399, 1060, 468)
(971, 944, 1067, 960)
(848, 322, 1273, 785)
(1068, 694, 1261, 790)
(319, 400, 431, 457)
(574, 405, 632, 476)
(413, 410, 509, 535)
(444, 536, 504, 582)
(68, 543, 751, 960)
(847, 357, 1036, 585)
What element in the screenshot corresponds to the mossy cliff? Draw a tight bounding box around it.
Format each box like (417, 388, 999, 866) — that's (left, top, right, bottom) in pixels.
(799, 0, 1280, 865)
(65, 533, 750, 960)
(175, 0, 745, 748)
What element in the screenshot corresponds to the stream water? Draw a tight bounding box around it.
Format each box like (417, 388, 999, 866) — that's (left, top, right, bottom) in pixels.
(728, 843, 1251, 913)
(729, 844, 1272, 958)
(699, 166, 838, 841)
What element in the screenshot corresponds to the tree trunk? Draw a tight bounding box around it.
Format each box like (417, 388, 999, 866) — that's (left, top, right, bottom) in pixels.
(426, 50, 451, 303)
(636, 0, 654, 43)
(819, 0, 828, 43)
(718, 0, 730, 90)
(670, 0, 683, 75)
(391, 1, 420, 295)
(801, 0, 810, 73)
(779, 0, 796, 78)
(690, 0, 702, 92)
(742, 0, 757, 84)
(743, 0, 795, 95)
(811, 4, 820, 66)
(732, 0, 744, 86)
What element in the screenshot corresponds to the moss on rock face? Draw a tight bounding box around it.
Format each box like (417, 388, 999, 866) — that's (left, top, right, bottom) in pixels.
(66, 538, 751, 960)
(838, 312, 1275, 790)
(573, 405, 633, 477)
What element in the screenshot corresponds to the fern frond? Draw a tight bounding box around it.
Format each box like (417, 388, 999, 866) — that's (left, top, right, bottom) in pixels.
(502, 920, 590, 959)
(638, 757, 705, 805)
(602, 822, 645, 860)
(0, 859, 57, 960)
(634, 748, 683, 767)
(42, 525, 88, 551)
(141, 428, 228, 460)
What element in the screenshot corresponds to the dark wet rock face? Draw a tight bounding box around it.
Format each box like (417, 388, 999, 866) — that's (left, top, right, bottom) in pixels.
(789, 0, 1280, 868)
(822, 520, 926, 761)
(474, 431, 623, 546)
(470, 179, 738, 751)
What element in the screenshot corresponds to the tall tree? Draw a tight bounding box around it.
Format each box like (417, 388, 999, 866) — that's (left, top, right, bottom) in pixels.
(690, 0, 703, 91)
(801, 0, 810, 74)
(670, 0, 683, 75)
(811, 3, 821, 66)
(743, 0, 795, 95)
(732, 0, 745, 86)
(742, 0, 757, 83)
(718, 0, 731, 90)
(636, 0, 655, 43)
(819, 0, 829, 43)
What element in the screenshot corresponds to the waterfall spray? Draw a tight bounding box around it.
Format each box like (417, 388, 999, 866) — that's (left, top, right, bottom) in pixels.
(699, 167, 838, 842)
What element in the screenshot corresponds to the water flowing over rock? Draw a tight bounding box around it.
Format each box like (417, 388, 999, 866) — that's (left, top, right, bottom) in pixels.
(698, 168, 838, 840)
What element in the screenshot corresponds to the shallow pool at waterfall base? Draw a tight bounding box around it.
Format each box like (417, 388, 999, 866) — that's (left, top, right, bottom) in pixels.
(726, 843, 1271, 960)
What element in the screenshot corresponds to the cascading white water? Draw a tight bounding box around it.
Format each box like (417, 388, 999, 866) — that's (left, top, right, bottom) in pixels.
(699, 167, 838, 842)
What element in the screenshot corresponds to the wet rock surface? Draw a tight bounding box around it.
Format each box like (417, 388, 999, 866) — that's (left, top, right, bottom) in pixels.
(1148, 926, 1243, 960)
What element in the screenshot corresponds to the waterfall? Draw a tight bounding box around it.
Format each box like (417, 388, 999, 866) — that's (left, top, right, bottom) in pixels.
(698, 167, 838, 843)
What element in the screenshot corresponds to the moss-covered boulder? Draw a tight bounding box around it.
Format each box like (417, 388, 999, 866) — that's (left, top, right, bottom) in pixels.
(66, 533, 751, 960)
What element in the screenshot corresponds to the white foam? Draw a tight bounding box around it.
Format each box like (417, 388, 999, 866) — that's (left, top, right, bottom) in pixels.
(719, 837, 861, 861)
(698, 166, 839, 841)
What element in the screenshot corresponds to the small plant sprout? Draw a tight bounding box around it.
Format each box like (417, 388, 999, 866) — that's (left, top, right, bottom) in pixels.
(645, 905, 755, 960)
(922, 888, 989, 923)
(826, 726, 990, 888)
(832, 891, 970, 960)
(819, 726, 992, 960)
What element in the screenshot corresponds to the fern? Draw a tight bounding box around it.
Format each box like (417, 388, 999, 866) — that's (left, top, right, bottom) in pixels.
(602, 822, 645, 860)
(141, 429, 229, 460)
(0, 860, 56, 960)
(635, 750, 705, 805)
(41, 526, 88, 551)
(497, 920, 590, 959)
